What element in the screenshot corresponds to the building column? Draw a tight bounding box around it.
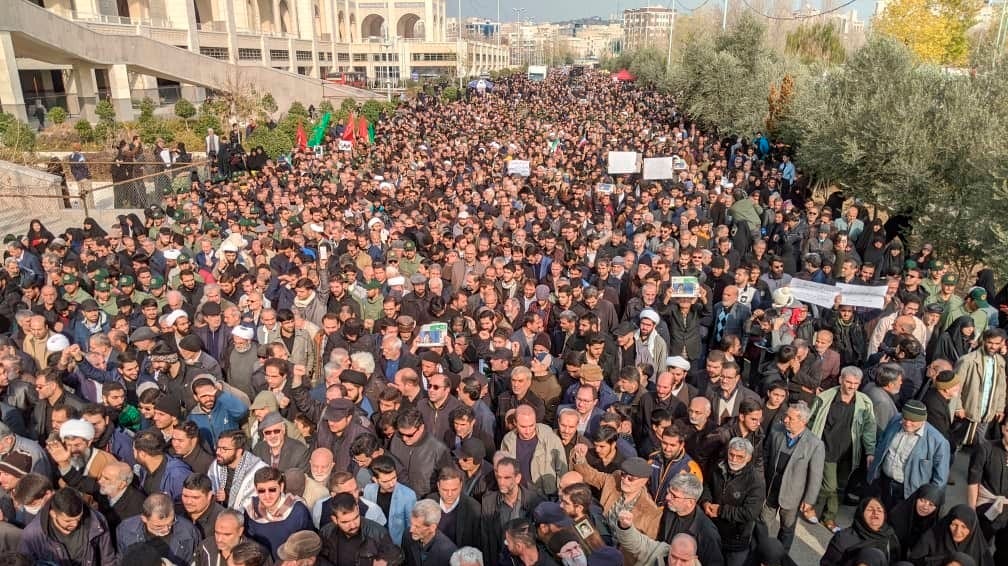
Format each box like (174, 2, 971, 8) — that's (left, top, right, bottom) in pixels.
(424, 1, 434, 41)
(107, 64, 135, 120)
(222, 0, 238, 63)
(345, 0, 353, 57)
(165, 0, 200, 51)
(74, 0, 101, 18)
(68, 65, 98, 120)
(273, 0, 282, 33)
(233, 0, 250, 31)
(311, 39, 321, 77)
(288, 38, 297, 73)
(0, 32, 27, 123)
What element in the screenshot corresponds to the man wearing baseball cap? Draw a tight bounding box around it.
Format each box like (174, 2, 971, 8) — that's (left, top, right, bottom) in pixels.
(869, 399, 950, 509)
(569, 447, 661, 554)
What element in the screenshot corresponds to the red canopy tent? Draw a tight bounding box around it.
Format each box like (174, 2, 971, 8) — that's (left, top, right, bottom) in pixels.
(613, 69, 636, 82)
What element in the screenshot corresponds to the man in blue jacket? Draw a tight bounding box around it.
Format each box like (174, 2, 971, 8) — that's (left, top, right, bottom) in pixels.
(116, 492, 201, 565)
(187, 374, 248, 446)
(134, 429, 192, 503)
(868, 399, 950, 509)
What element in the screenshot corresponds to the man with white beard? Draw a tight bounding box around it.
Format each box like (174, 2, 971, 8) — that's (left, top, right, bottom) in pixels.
(95, 460, 145, 533)
(696, 438, 764, 566)
(226, 325, 259, 399)
(45, 419, 119, 498)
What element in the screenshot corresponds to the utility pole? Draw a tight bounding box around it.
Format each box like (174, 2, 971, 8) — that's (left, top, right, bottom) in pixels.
(722, 0, 728, 30)
(997, 0, 1008, 57)
(666, 0, 675, 71)
(458, 0, 464, 89)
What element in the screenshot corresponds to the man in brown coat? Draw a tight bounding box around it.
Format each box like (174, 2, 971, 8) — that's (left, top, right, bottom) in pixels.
(571, 448, 661, 565)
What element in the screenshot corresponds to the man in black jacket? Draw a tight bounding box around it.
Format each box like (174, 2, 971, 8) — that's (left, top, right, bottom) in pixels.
(95, 460, 145, 538)
(481, 457, 545, 565)
(659, 473, 724, 566)
(426, 465, 481, 549)
(701, 437, 766, 566)
(404, 499, 457, 566)
(320, 493, 402, 566)
(388, 408, 452, 499)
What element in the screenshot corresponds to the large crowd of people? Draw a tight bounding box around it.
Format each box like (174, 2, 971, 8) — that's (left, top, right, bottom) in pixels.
(0, 68, 1001, 566)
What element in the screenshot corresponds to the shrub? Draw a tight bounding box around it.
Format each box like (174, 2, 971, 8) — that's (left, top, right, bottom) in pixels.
(95, 100, 116, 124)
(287, 101, 309, 120)
(340, 98, 357, 114)
(194, 109, 221, 136)
(138, 97, 155, 121)
(74, 119, 95, 142)
(174, 99, 196, 122)
(93, 121, 114, 144)
(360, 100, 385, 123)
(138, 117, 174, 144)
(0, 112, 15, 137)
(442, 86, 460, 102)
(47, 106, 68, 126)
(247, 126, 294, 161)
(261, 93, 278, 115)
(1, 119, 36, 151)
(318, 100, 335, 116)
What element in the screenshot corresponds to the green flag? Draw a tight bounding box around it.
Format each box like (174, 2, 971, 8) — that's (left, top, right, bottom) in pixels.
(308, 112, 331, 147)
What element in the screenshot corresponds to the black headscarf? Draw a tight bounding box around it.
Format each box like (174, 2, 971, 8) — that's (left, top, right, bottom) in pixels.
(908, 505, 994, 566)
(942, 552, 977, 566)
(81, 216, 107, 239)
(932, 316, 976, 363)
(853, 547, 889, 566)
(891, 484, 945, 555)
(848, 497, 901, 563)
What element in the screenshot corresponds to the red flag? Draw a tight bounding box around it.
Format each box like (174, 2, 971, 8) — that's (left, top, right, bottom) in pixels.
(356, 117, 369, 144)
(295, 121, 307, 151)
(341, 113, 356, 141)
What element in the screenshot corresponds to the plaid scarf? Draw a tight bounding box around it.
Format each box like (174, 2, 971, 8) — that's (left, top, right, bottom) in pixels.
(245, 492, 299, 523)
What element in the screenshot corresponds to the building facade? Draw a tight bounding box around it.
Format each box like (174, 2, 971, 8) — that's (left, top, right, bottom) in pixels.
(622, 6, 673, 53)
(4, 0, 508, 122)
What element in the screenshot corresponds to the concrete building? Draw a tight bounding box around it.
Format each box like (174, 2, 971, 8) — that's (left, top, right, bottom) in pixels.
(1, 0, 508, 124)
(622, 6, 673, 53)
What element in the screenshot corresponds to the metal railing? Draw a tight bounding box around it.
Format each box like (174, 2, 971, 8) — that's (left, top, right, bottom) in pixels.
(100, 159, 211, 210)
(70, 11, 174, 28)
(31, 159, 212, 213)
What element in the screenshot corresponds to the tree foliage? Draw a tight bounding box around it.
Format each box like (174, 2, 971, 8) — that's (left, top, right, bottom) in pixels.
(74, 119, 94, 143)
(786, 37, 1008, 275)
(785, 22, 846, 65)
(47, 106, 68, 126)
(174, 99, 196, 122)
(874, 0, 981, 65)
(668, 13, 785, 135)
(247, 126, 294, 160)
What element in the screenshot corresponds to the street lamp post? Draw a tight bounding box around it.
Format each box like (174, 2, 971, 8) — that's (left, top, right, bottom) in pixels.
(382, 40, 392, 101)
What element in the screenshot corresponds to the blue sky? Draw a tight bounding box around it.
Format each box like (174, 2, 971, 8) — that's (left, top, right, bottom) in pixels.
(447, 0, 877, 23)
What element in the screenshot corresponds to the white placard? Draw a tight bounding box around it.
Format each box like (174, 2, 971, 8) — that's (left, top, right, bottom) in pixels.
(836, 283, 889, 309)
(507, 160, 531, 177)
(642, 157, 676, 180)
(338, 140, 353, 152)
(787, 279, 839, 309)
(313, 145, 324, 158)
(607, 151, 640, 174)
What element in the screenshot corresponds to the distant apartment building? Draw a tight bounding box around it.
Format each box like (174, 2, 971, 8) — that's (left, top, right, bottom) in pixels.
(622, 6, 673, 52)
